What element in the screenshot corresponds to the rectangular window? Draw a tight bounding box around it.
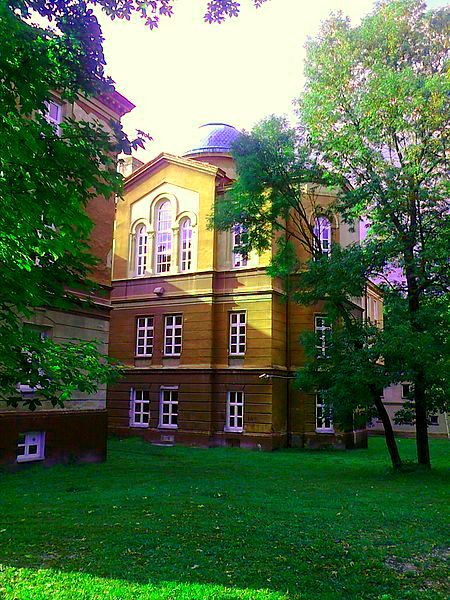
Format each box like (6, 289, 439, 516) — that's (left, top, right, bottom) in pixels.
(156, 231, 172, 273)
(316, 394, 333, 432)
(180, 220, 193, 272)
(17, 432, 45, 462)
(44, 100, 62, 135)
(232, 225, 248, 268)
(401, 383, 411, 398)
(135, 225, 148, 276)
(164, 314, 182, 356)
(225, 391, 244, 432)
(429, 415, 439, 426)
(229, 312, 246, 356)
(159, 388, 178, 428)
(315, 316, 331, 358)
(136, 317, 154, 357)
(129, 389, 150, 427)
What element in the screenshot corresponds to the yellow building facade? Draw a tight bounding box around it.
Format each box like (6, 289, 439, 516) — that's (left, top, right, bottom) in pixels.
(108, 123, 375, 449)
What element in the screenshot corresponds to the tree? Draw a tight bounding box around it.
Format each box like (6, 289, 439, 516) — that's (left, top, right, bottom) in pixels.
(0, 2, 125, 408)
(212, 115, 405, 470)
(299, 0, 449, 468)
(1, 0, 271, 409)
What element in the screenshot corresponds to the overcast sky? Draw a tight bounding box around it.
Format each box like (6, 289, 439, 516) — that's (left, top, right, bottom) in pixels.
(98, 0, 447, 161)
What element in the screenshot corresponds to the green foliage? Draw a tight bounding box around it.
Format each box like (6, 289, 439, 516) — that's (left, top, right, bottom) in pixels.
(300, 0, 449, 286)
(212, 116, 394, 443)
(0, 3, 124, 407)
(212, 115, 335, 259)
(298, 0, 450, 465)
(0, 437, 449, 599)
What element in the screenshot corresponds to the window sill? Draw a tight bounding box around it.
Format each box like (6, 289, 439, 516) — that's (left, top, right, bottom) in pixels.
(129, 423, 149, 428)
(158, 425, 178, 430)
(224, 428, 243, 434)
(134, 355, 153, 359)
(17, 456, 45, 463)
(315, 428, 334, 434)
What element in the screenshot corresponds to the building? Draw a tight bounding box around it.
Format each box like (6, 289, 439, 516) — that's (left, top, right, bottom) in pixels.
(107, 123, 377, 450)
(369, 383, 449, 439)
(0, 89, 134, 468)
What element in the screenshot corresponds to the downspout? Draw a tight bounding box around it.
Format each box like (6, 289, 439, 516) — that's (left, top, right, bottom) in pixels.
(285, 270, 291, 447)
(285, 211, 291, 447)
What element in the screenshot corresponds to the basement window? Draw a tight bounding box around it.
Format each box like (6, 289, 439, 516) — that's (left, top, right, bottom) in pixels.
(17, 432, 45, 463)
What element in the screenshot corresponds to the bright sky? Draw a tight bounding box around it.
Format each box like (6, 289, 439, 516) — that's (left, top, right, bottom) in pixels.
(98, 0, 447, 161)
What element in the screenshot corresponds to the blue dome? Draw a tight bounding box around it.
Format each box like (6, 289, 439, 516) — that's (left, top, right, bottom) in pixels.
(184, 123, 239, 156)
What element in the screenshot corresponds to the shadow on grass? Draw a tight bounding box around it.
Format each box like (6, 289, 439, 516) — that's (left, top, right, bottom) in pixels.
(0, 437, 448, 600)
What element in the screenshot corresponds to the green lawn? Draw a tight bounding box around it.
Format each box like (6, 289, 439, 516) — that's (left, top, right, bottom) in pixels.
(0, 437, 448, 600)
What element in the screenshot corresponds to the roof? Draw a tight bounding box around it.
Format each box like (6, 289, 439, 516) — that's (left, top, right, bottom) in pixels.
(183, 123, 239, 156)
(124, 152, 226, 190)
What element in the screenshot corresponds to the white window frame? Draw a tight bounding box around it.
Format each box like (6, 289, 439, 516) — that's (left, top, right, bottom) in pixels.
(18, 329, 50, 393)
(232, 224, 248, 268)
(135, 316, 154, 357)
(179, 218, 193, 272)
(313, 216, 332, 256)
(135, 224, 148, 276)
(44, 100, 62, 135)
(315, 315, 331, 358)
(315, 394, 334, 433)
(225, 391, 244, 432)
(159, 387, 179, 429)
(17, 431, 45, 463)
(164, 314, 183, 356)
(429, 415, 439, 426)
(229, 311, 246, 356)
(155, 201, 172, 274)
(129, 388, 150, 428)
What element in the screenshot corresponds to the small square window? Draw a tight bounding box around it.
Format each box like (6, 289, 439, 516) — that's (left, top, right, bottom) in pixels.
(401, 384, 411, 399)
(429, 415, 439, 426)
(17, 432, 45, 462)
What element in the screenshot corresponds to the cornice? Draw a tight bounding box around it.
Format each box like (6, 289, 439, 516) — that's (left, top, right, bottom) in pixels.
(124, 153, 225, 190)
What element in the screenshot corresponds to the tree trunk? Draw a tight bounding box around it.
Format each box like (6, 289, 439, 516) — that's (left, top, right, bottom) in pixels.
(372, 387, 403, 471)
(414, 373, 431, 468)
(405, 260, 431, 469)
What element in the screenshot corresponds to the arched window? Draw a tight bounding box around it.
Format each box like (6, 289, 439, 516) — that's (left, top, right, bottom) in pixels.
(179, 218, 193, 272)
(155, 201, 172, 273)
(135, 224, 148, 275)
(313, 217, 331, 256)
(232, 224, 248, 268)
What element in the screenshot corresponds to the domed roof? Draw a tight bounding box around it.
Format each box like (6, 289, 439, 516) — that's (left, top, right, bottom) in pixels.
(183, 123, 239, 157)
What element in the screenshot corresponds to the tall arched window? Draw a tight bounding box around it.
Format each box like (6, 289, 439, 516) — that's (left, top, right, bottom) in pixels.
(135, 224, 148, 275)
(179, 218, 193, 272)
(313, 217, 331, 256)
(156, 201, 172, 273)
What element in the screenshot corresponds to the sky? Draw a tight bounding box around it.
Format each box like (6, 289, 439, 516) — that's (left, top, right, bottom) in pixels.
(98, 0, 447, 161)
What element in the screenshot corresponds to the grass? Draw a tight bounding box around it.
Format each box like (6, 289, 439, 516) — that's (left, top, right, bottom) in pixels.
(0, 437, 448, 600)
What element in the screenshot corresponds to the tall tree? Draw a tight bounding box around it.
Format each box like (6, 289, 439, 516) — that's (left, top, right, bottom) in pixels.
(212, 115, 405, 470)
(1, 0, 271, 408)
(299, 0, 449, 468)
